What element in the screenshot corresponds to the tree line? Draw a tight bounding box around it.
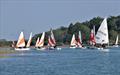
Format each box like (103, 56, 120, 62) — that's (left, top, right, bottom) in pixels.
(0, 15, 120, 47)
(33, 15, 120, 45)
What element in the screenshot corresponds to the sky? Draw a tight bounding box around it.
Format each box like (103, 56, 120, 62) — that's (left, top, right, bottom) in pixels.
(0, 0, 120, 40)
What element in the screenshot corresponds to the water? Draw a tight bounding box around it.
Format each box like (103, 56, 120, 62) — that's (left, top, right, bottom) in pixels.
(0, 47, 120, 75)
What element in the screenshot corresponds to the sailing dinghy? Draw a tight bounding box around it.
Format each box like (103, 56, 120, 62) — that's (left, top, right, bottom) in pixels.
(36, 32, 46, 50)
(88, 26, 97, 49)
(76, 31, 86, 49)
(47, 29, 61, 50)
(95, 18, 109, 51)
(15, 32, 32, 51)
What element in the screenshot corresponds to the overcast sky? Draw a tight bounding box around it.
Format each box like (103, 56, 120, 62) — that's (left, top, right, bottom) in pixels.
(0, 0, 120, 40)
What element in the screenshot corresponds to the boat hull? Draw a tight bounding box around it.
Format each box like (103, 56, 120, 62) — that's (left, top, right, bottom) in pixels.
(70, 46, 76, 49)
(113, 45, 119, 47)
(97, 48, 109, 52)
(15, 48, 30, 51)
(36, 47, 46, 51)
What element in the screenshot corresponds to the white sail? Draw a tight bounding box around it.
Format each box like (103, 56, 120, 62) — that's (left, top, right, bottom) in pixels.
(79, 31, 82, 44)
(70, 34, 77, 46)
(38, 32, 45, 47)
(115, 35, 119, 45)
(96, 18, 109, 44)
(93, 26, 96, 36)
(26, 32, 32, 47)
(35, 37, 40, 47)
(16, 32, 26, 47)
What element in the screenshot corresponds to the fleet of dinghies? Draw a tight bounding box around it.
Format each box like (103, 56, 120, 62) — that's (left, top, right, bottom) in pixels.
(12, 18, 119, 51)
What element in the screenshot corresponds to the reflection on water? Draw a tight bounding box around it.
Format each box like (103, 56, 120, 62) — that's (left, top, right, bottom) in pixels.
(0, 47, 120, 75)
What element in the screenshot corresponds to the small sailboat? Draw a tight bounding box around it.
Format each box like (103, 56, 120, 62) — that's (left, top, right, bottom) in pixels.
(95, 18, 109, 51)
(113, 35, 119, 47)
(88, 26, 96, 49)
(47, 29, 61, 50)
(15, 32, 32, 51)
(36, 32, 46, 50)
(48, 36, 56, 50)
(70, 34, 77, 48)
(76, 31, 86, 49)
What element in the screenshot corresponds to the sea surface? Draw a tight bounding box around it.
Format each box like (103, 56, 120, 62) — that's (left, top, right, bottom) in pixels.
(0, 47, 120, 75)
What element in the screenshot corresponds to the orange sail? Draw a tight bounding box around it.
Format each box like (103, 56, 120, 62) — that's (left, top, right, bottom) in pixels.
(16, 32, 25, 47)
(38, 32, 45, 47)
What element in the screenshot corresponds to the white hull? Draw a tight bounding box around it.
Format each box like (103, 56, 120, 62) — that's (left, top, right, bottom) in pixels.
(36, 47, 46, 51)
(113, 45, 119, 47)
(76, 47, 86, 49)
(98, 48, 109, 52)
(56, 47, 62, 50)
(70, 46, 76, 49)
(48, 47, 55, 50)
(15, 48, 30, 51)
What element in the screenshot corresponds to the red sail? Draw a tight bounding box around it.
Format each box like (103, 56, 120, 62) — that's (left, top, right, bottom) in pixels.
(48, 36, 55, 46)
(76, 35, 82, 47)
(89, 29, 96, 45)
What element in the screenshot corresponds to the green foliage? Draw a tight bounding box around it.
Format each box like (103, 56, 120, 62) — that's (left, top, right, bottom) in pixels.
(32, 15, 120, 45)
(0, 39, 12, 47)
